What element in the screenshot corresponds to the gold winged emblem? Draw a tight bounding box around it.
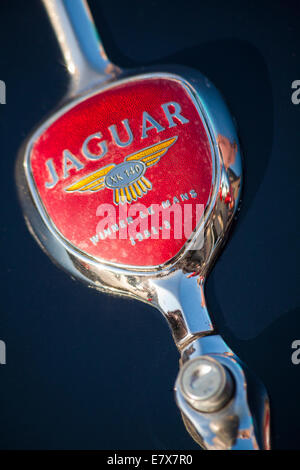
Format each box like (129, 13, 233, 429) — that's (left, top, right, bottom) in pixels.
(65, 136, 177, 205)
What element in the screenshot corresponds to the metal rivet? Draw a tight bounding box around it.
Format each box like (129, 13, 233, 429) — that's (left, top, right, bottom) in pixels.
(179, 356, 234, 413)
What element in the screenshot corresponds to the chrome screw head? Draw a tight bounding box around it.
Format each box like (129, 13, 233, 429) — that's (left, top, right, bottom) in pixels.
(179, 356, 234, 413)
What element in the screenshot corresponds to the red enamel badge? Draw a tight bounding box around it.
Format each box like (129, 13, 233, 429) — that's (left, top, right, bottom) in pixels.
(29, 77, 213, 267)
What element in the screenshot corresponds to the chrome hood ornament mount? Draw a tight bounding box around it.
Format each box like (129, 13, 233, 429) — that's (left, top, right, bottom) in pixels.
(16, 0, 270, 450)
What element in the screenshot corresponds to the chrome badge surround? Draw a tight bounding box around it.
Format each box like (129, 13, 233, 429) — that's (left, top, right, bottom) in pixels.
(20, 72, 222, 274)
